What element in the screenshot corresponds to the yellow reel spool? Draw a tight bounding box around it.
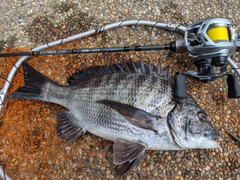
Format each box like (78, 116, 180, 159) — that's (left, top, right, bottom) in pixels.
(207, 26, 230, 42)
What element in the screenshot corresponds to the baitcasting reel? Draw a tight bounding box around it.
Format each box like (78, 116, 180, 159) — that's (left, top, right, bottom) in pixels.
(186, 18, 236, 70)
(174, 18, 240, 99)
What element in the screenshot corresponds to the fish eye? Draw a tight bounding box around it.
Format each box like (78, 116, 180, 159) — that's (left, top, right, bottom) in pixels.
(198, 112, 206, 121)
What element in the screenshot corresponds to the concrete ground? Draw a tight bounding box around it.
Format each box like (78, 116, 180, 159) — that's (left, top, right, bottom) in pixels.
(0, 0, 239, 179)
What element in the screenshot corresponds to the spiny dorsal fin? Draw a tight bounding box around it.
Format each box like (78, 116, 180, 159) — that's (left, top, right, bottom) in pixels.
(67, 60, 172, 86)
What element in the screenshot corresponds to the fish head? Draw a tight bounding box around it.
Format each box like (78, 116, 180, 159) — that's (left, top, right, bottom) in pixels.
(168, 96, 220, 149)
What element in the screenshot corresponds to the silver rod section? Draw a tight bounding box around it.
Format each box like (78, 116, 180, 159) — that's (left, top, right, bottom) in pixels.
(0, 166, 12, 180)
(227, 57, 240, 76)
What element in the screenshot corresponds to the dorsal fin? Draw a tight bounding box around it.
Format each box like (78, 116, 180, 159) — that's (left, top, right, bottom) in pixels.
(67, 60, 172, 86)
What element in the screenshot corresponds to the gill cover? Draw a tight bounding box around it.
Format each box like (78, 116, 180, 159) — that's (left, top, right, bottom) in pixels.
(168, 97, 220, 149)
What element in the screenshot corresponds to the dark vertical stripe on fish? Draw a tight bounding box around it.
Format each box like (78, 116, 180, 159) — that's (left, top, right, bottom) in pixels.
(129, 74, 148, 105)
(127, 78, 138, 105)
(106, 74, 117, 99)
(105, 74, 113, 85)
(94, 78, 103, 88)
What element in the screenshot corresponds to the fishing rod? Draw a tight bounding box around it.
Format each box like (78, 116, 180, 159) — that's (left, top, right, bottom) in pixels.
(0, 44, 174, 57)
(0, 18, 240, 119)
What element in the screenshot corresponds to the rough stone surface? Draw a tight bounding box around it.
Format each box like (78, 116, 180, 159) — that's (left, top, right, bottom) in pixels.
(0, 0, 239, 179)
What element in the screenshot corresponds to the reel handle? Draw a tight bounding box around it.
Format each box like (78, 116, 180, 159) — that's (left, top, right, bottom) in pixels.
(173, 72, 240, 99)
(227, 74, 240, 98)
(173, 73, 188, 99)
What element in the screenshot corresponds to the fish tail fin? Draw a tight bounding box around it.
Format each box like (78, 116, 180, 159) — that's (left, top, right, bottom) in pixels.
(9, 62, 55, 100)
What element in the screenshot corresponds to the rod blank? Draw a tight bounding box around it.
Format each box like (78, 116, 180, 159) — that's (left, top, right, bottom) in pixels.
(0, 45, 167, 57)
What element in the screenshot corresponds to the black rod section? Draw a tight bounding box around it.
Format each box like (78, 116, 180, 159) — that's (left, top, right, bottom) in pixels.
(0, 51, 32, 57)
(0, 45, 168, 57)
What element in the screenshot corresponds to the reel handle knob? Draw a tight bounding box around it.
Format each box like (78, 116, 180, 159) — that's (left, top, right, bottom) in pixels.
(173, 73, 188, 99)
(227, 74, 240, 98)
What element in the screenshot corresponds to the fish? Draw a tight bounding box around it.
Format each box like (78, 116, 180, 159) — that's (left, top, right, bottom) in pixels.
(9, 61, 220, 175)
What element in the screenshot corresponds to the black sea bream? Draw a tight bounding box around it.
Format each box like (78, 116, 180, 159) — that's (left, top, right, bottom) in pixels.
(9, 61, 220, 175)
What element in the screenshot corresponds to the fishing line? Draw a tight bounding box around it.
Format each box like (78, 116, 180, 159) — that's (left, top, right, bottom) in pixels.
(0, 76, 14, 88)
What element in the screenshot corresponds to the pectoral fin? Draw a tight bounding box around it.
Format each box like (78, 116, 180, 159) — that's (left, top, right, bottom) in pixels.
(97, 99, 162, 131)
(113, 138, 146, 175)
(57, 110, 86, 144)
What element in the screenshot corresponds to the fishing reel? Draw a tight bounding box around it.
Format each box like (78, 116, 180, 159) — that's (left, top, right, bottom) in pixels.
(186, 18, 236, 72)
(174, 18, 240, 99)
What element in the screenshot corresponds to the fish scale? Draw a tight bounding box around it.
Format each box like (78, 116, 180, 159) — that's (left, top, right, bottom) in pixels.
(9, 61, 220, 175)
(37, 71, 177, 146)
(52, 74, 173, 117)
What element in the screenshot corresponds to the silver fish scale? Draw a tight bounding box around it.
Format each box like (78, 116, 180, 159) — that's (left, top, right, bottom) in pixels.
(48, 73, 174, 116)
(45, 72, 179, 149)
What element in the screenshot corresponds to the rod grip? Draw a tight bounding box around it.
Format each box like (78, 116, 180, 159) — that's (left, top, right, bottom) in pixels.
(173, 73, 188, 99)
(227, 74, 240, 98)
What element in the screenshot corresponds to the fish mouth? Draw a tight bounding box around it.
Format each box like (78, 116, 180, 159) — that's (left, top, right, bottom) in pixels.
(204, 129, 221, 140)
(200, 129, 221, 149)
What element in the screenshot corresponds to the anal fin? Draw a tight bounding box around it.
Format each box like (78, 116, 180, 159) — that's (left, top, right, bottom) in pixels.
(113, 138, 146, 176)
(57, 110, 86, 144)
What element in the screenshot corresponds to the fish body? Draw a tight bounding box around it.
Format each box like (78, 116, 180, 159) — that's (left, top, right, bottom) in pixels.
(44, 70, 178, 150)
(9, 61, 220, 175)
